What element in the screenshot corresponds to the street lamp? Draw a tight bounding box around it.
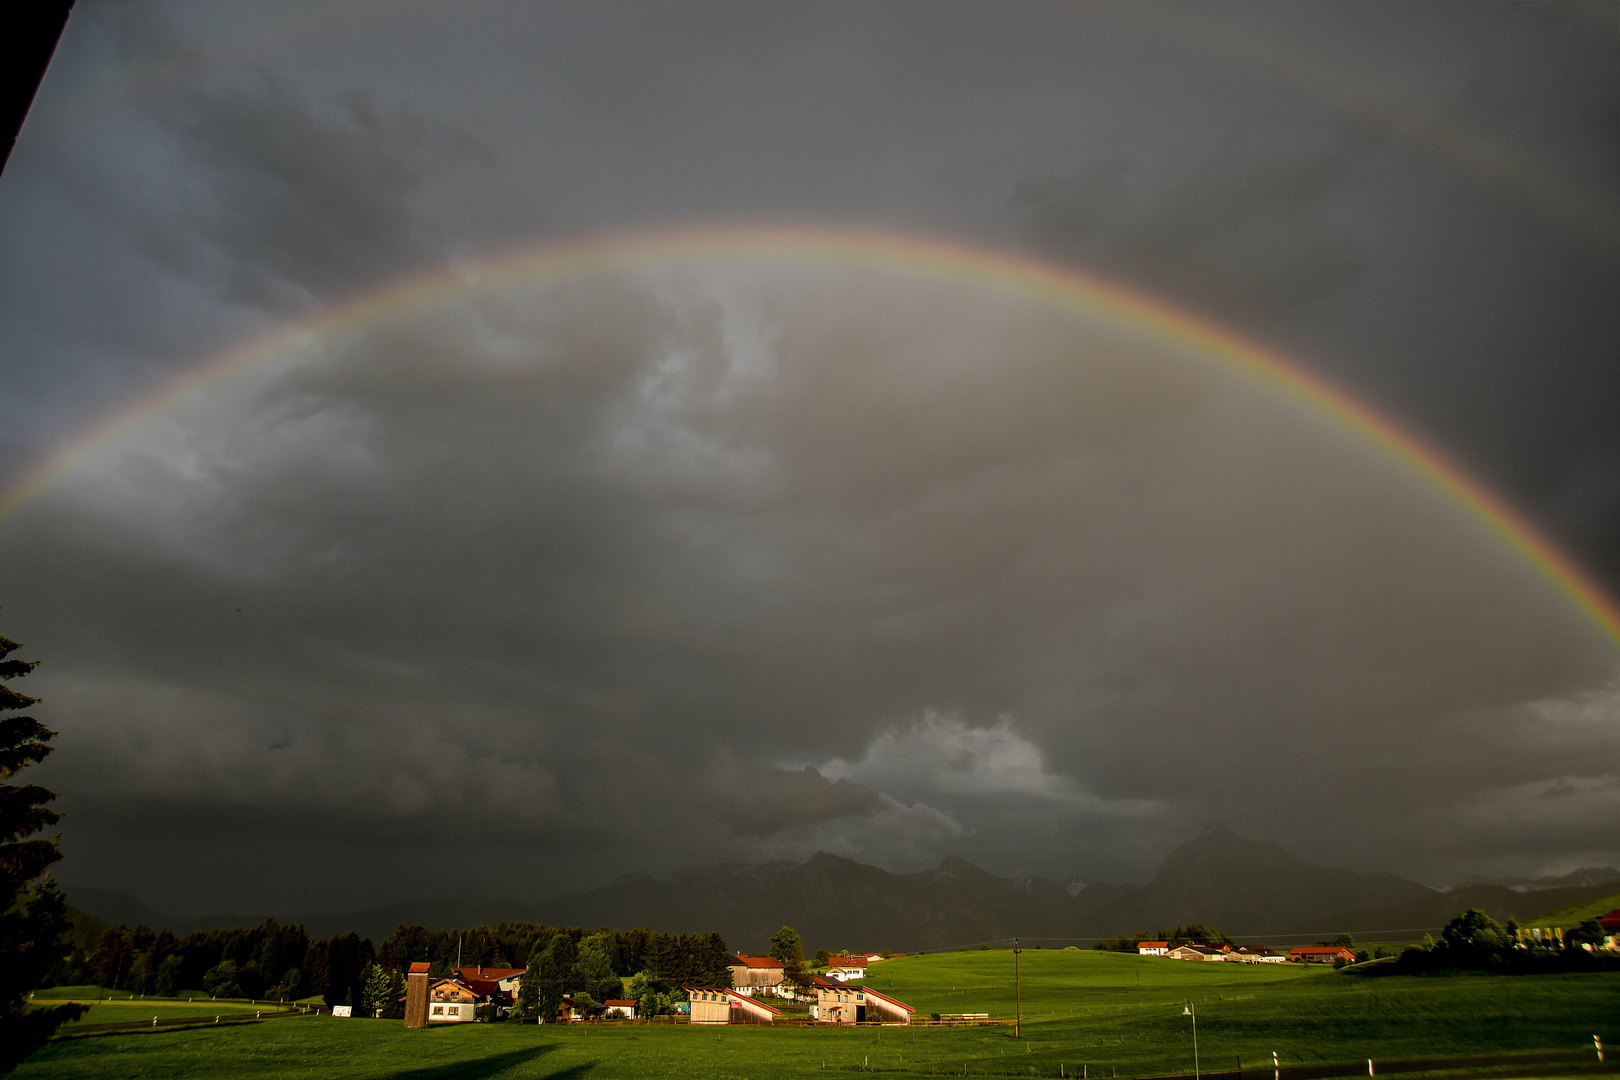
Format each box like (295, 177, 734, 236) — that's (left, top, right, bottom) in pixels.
(1182, 1003, 1199, 1079)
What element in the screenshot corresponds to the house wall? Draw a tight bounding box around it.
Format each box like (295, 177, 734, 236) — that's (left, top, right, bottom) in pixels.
(690, 993, 732, 1024)
(817, 987, 864, 1024)
(728, 965, 784, 988)
(429, 1001, 474, 1022)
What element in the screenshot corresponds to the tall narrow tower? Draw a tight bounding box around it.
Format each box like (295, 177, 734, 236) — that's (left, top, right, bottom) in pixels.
(403, 962, 431, 1028)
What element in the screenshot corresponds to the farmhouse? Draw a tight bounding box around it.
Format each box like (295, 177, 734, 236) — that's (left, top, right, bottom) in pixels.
(809, 978, 914, 1025)
(452, 965, 526, 994)
(685, 986, 781, 1025)
(603, 999, 637, 1019)
(812, 979, 865, 1024)
(727, 954, 786, 993)
(1136, 941, 1170, 956)
(427, 978, 480, 1023)
(1167, 944, 1229, 961)
(1600, 909, 1620, 948)
(1289, 946, 1357, 964)
(1231, 946, 1286, 963)
(824, 954, 868, 981)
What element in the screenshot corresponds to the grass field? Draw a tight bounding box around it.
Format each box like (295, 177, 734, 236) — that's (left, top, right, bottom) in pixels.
(19, 950, 1617, 1080)
(1526, 893, 1620, 928)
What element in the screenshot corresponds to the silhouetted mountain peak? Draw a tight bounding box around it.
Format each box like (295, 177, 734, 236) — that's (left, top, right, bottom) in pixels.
(930, 855, 999, 881)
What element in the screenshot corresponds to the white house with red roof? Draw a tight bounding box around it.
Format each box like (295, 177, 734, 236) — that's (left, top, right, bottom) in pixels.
(1136, 941, 1169, 956)
(823, 954, 868, 982)
(452, 966, 526, 994)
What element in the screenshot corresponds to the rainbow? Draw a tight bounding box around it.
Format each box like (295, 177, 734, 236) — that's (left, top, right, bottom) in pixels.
(4, 223, 1618, 647)
(1097, 2, 1620, 260)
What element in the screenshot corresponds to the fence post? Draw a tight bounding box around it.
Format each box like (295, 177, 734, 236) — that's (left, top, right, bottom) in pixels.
(1595, 1036, 1603, 1063)
(1368, 1060, 1374, 1076)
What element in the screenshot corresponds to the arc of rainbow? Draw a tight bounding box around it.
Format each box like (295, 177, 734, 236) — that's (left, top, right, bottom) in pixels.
(3, 224, 1618, 648)
(1091, 1, 1620, 260)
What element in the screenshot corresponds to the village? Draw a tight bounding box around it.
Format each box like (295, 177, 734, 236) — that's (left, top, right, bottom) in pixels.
(407, 950, 919, 1027)
(400, 940, 1395, 1028)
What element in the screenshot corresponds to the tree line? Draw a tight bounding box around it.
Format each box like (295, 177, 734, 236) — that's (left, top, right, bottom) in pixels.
(45, 917, 735, 1018)
(51, 919, 374, 1008)
(1373, 909, 1617, 975)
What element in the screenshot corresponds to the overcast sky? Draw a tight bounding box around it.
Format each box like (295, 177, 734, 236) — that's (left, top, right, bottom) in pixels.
(1, 0, 1617, 916)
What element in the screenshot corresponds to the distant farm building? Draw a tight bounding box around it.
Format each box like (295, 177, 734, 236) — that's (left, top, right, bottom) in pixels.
(727, 954, 786, 994)
(1137, 941, 1170, 956)
(1167, 944, 1230, 961)
(810, 978, 913, 1025)
(1289, 946, 1357, 964)
(824, 955, 868, 981)
(1231, 946, 1286, 963)
(685, 986, 781, 1025)
(452, 966, 525, 995)
(603, 999, 637, 1019)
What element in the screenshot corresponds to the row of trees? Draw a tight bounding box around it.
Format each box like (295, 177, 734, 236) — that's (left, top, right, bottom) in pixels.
(1092, 924, 1235, 951)
(49, 919, 374, 1008)
(48, 918, 736, 1018)
(1381, 909, 1616, 974)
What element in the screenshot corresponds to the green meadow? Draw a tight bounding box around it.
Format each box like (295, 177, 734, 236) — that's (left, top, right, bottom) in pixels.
(21, 950, 1617, 1080)
(1525, 893, 1620, 929)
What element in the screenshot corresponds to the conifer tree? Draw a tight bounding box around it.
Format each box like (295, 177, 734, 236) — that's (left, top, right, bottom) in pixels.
(513, 943, 542, 1020)
(0, 612, 86, 1072)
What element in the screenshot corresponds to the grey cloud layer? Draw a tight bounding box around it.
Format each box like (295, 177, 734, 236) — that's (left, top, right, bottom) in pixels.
(1, 1, 1618, 911)
(6, 264, 1616, 907)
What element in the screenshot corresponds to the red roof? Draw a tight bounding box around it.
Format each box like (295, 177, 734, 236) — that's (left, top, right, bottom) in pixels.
(1138, 941, 1169, 948)
(684, 987, 782, 1015)
(1289, 946, 1356, 957)
(855, 986, 914, 1012)
(408, 962, 431, 974)
(826, 955, 867, 966)
(604, 1000, 637, 1007)
(453, 966, 525, 981)
(1599, 909, 1620, 932)
(730, 955, 785, 969)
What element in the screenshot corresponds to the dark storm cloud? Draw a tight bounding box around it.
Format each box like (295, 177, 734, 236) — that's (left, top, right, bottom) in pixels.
(1, 1, 1617, 911)
(1012, 140, 1369, 325)
(6, 261, 1617, 909)
(147, 74, 483, 306)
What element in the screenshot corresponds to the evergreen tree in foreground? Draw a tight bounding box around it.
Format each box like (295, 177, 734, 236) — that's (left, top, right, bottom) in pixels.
(0, 613, 86, 1072)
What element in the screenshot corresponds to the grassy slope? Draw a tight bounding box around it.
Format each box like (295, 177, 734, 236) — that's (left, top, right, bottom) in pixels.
(1525, 892, 1620, 928)
(19, 950, 1618, 1080)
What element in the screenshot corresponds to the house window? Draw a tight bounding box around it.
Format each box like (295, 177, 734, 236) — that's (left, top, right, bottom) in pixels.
(431, 1006, 443, 1015)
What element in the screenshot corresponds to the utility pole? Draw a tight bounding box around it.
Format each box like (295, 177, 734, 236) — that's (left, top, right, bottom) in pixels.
(1182, 1003, 1199, 1079)
(457, 935, 463, 971)
(1013, 938, 1022, 1038)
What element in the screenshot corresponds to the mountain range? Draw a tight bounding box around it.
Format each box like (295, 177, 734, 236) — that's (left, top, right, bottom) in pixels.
(66, 828, 1620, 951)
